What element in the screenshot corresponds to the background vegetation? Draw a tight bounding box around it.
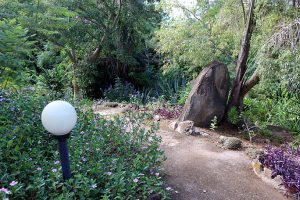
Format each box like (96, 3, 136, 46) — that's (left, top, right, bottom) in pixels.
(0, 0, 299, 198)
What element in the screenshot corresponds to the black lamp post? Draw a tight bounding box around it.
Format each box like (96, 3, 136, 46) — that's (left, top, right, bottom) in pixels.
(41, 100, 77, 181)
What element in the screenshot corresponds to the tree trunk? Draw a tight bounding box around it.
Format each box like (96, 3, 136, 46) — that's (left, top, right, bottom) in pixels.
(66, 49, 79, 101)
(226, 0, 257, 113)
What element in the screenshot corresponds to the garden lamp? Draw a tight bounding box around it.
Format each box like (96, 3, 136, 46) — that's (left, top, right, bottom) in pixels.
(41, 100, 77, 181)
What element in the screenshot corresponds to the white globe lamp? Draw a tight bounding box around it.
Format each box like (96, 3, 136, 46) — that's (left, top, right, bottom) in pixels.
(41, 100, 77, 136)
(41, 100, 77, 181)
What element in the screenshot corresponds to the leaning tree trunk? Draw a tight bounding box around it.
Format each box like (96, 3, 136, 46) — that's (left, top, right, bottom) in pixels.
(226, 0, 259, 113)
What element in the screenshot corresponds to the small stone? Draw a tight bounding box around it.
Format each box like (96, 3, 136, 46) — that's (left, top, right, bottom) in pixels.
(203, 190, 207, 193)
(154, 115, 161, 121)
(200, 132, 209, 137)
(252, 159, 263, 174)
(219, 136, 242, 149)
(103, 102, 118, 108)
(218, 136, 226, 144)
(169, 121, 178, 130)
(246, 147, 263, 159)
(263, 167, 273, 179)
(176, 120, 194, 135)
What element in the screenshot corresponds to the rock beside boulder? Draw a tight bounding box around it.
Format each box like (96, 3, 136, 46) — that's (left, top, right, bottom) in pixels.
(178, 61, 230, 127)
(153, 115, 161, 121)
(219, 136, 242, 149)
(177, 121, 194, 135)
(169, 121, 178, 130)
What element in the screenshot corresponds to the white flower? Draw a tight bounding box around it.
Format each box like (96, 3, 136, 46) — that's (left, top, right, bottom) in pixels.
(0, 188, 11, 194)
(155, 173, 159, 177)
(166, 187, 172, 191)
(91, 184, 97, 189)
(9, 181, 18, 186)
(133, 178, 139, 183)
(105, 172, 112, 176)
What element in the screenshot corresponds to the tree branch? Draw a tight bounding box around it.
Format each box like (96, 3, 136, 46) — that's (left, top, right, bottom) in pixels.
(66, 49, 77, 64)
(240, 0, 246, 24)
(241, 71, 260, 98)
(88, 0, 123, 62)
(173, 1, 201, 21)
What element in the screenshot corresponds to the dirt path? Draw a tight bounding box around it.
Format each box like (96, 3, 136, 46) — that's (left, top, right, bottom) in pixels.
(93, 105, 286, 200)
(158, 122, 286, 200)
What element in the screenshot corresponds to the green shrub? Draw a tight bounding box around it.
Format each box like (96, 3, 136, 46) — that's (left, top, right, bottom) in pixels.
(104, 78, 136, 102)
(154, 72, 188, 104)
(242, 97, 300, 134)
(227, 107, 240, 125)
(0, 88, 168, 199)
(177, 83, 192, 106)
(210, 116, 218, 131)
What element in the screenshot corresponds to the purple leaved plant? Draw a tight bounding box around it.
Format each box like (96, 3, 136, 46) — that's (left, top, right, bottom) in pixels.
(259, 145, 300, 199)
(154, 106, 183, 120)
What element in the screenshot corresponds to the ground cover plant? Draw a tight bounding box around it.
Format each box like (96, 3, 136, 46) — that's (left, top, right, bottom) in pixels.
(154, 106, 183, 120)
(0, 89, 168, 199)
(259, 145, 300, 199)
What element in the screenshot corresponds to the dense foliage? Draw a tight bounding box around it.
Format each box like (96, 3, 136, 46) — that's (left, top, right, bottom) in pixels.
(0, 0, 300, 198)
(156, 0, 300, 137)
(259, 145, 300, 198)
(0, 89, 168, 199)
(0, 19, 34, 88)
(1, 0, 162, 97)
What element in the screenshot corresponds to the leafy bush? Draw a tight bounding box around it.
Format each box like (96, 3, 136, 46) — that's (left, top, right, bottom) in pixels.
(227, 107, 240, 125)
(177, 83, 192, 106)
(104, 78, 136, 102)
(154, 71, 188, 104)
(242, 97, 300, 134)
(0, 19, 34, 88)
(259, 145, 300, 198)
(0, 88, 168, 199)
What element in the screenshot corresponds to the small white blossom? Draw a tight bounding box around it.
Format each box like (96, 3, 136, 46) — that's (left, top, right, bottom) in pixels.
(133, 178, 139, 183)
(9, 181, 18, 186)
(105, 172, 112, 176)
(166, 187, 172, 191)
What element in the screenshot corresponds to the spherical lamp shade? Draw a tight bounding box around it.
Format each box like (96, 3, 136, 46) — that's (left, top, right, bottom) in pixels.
(41, 100, 77, 135)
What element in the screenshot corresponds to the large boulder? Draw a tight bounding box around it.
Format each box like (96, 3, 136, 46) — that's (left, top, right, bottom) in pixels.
(178, 61, 230, 127)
